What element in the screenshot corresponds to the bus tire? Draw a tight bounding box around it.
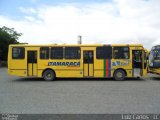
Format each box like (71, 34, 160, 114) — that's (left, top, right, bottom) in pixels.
(43, 69, 55, 81)
(114, 69, 126, 81)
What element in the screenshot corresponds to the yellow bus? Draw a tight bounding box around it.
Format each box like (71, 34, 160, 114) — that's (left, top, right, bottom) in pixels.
(8, 44, 147, 81)
(148, 45, 160, 74)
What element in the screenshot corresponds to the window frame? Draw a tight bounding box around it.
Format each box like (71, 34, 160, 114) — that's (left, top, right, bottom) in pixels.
(113, 46, 130, 59)
(64, 47, 81, 59)
(12, 47, 25, 59)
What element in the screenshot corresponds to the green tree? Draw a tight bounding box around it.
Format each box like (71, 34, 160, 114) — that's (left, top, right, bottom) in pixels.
(0, 26, 22, 61)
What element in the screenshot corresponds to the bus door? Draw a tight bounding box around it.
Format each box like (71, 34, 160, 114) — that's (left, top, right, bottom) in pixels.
(83, 51, 94, 77)
(132, 50, 143, 77)
(27, 51, 37, 76)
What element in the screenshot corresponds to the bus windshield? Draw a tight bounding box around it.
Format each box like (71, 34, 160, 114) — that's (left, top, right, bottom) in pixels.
(149, 46, 160, 67)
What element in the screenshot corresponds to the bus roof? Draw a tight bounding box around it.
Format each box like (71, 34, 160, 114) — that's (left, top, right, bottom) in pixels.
(152, 45, 160, 47)
(9, 44, 144, 47)
(151, 45, 160, 50)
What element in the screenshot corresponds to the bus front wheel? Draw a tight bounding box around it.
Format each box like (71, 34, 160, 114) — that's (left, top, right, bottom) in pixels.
(43, 69, 55, 81)
(114, 69, 126, 81)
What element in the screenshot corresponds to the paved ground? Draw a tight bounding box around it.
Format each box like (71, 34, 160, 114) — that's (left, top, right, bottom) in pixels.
(0, 68, 160, 114)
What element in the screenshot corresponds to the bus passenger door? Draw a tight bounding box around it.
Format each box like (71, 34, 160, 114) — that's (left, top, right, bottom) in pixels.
(83, 51, 94, 77)
(27, 51, 37, 76)
(143, 50, 147, 76)
(132, 50, 143, 77)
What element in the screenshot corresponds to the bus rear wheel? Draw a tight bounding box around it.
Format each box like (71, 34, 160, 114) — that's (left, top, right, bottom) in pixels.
(114, 69, 126, 81)
(43, 69, 55, 81)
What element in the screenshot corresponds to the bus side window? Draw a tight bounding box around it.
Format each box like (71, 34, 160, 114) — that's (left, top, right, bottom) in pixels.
(113, 47, 129, 59)
(40, 47, 49, 59)
(96, 46, 112, 59)
(65, 47, 81, 59)
(12, 47, 25, 59)
(51, 47, 63, 59)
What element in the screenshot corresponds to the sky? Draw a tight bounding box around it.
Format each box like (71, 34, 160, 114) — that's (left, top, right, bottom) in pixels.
(0, 0, 160, 50)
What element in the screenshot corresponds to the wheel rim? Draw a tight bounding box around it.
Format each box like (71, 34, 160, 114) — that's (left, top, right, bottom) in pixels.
(46, 72, 52, 79)
(117, 72, 123, 78)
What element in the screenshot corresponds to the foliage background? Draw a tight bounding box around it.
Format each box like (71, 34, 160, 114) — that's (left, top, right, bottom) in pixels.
(0, 26, 22, 61)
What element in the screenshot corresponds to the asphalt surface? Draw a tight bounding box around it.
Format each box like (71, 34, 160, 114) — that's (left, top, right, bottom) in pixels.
(1, 68, 160, 114)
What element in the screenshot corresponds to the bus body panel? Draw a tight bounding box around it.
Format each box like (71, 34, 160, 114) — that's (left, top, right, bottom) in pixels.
(8, 46, 27, 77)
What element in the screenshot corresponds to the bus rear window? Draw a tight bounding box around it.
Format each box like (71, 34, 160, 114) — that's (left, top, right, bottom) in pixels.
(12, 47, 25, 59)
(40, 47, 49, 59)
(113, 47, 129, 59)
